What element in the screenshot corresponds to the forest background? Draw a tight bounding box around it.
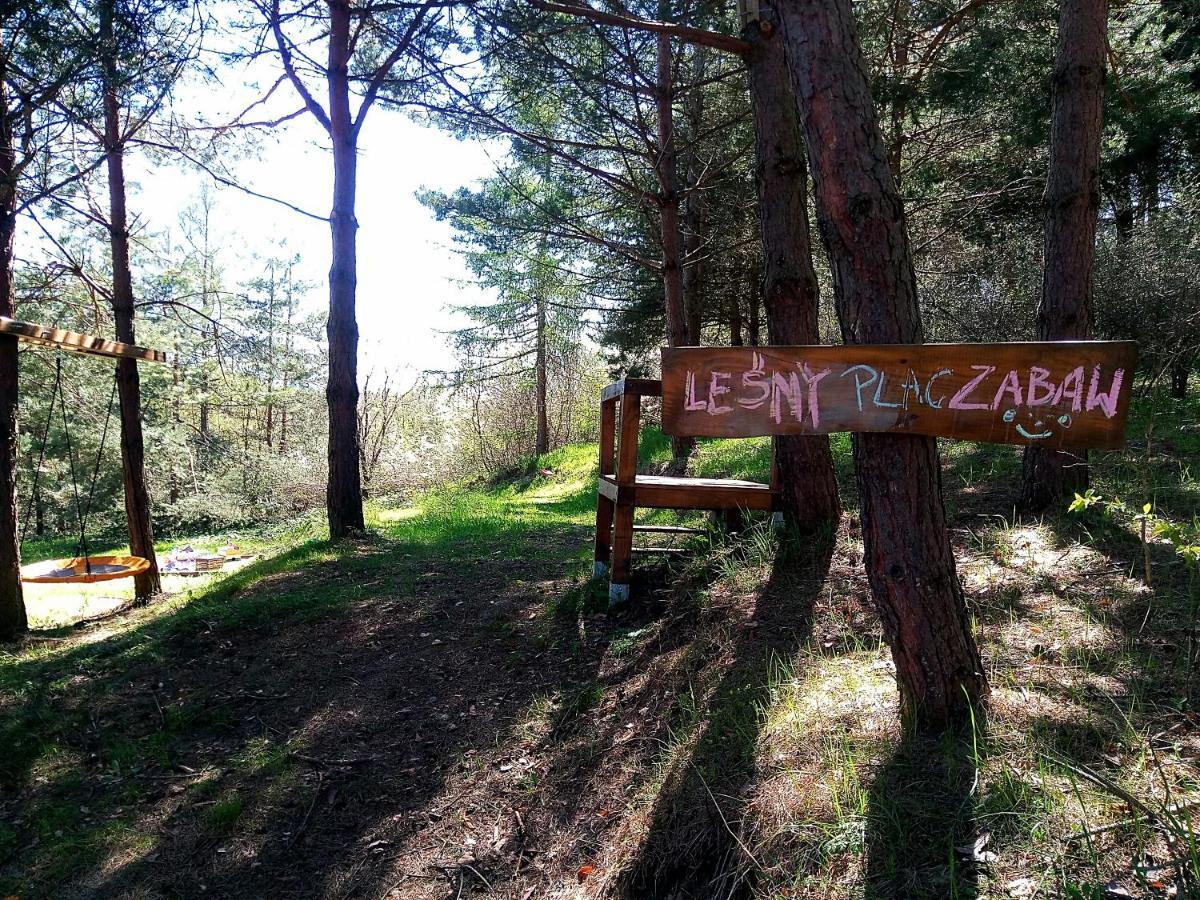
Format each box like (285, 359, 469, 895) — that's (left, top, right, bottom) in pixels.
(7, 0, 1198, 551)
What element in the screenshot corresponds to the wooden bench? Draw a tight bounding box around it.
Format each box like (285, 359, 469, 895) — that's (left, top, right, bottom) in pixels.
(592, 377, 779, 604)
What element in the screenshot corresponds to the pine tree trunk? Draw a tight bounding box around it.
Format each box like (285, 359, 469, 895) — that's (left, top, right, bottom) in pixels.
(265, 266, 275, 450)
(729, 294, 743, 346)
(535, 291, 549, 456)
(1112, 170, 1133, 244)
(1170, 359, 1190, 399)
(886, 0, 911, 184)
(682, 46, 707, 347)
(655, 34, 694, 464)
(746, 267, 761, 346)
(1019, 0, 1107, 512)
(0, 62, 27, 640)
(744, 5, 840, 532)
(281, 268, 294, 456)
(103, 11, 160, 601)
(325, 0, 365, 537)
(778, 0, 985, 727)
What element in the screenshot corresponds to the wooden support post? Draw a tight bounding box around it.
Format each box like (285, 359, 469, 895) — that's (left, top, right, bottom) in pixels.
(611, 503, 634, 604)
(592, 398, 614, 580)
(594, 496, 614, 578)
(593, 396, 617, 577)
(610, 391, 642, 605)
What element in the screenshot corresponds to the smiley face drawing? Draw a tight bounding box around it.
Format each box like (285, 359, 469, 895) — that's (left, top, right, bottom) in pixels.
(1002, 408, 1073, 441)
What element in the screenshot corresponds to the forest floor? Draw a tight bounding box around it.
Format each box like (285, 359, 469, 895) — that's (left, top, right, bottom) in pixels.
(2, 394, 1199, 900)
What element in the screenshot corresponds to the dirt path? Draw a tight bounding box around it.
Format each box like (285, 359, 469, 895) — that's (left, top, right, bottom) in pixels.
(6, 525, 719, 899)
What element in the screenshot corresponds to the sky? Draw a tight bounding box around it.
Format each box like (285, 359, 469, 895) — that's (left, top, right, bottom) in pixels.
(127, 56, 501, 389)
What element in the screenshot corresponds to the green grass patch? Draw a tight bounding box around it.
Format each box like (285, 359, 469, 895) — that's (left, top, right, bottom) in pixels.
(206, 796, 245, 832)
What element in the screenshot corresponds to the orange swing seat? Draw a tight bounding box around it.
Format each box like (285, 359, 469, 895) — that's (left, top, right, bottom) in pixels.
(21, 554, 152, 584)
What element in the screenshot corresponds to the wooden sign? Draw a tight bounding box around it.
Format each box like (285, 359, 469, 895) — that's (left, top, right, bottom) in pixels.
(661, 342, 1137, 449)
(0, 316, 169, 363)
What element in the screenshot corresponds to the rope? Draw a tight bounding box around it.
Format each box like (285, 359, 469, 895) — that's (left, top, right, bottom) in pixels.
(20, 359, 125, 578)
(78, 371, 119, 556)
(54, 360, 91, 573)
(19, 355, 62, 545)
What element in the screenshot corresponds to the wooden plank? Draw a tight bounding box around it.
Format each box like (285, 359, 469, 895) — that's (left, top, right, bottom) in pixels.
(599, 473, 776, 511)
(0, 316, 169, 363)
(661, 342, 1137, 450)
(632, 524, 707, 534)
(601, 377, 663, 402)
(634, 475, 776, 511)
(598, 475, 620, 502)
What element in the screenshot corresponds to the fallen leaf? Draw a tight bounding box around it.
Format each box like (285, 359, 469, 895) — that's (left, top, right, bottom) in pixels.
(577, 864, 596, 882)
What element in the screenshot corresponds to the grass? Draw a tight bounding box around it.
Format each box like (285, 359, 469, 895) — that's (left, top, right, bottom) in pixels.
(3, 392, 1199, 898)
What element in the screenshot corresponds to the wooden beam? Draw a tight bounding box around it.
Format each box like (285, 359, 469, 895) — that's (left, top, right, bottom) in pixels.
(632, 524, 707, 534)
(0, 316, 169, 364)
(601, 377, 663, 402)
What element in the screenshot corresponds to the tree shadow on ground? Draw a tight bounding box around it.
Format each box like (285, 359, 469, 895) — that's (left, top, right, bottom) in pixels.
(1039, 509, 1198, 709)
(0, 522, 612, 899)
(864, 727, 981, 899)
(616, 525, 836, 898)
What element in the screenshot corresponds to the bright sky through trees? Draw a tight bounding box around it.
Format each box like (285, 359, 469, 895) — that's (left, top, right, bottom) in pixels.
(121, 69, 498, 386)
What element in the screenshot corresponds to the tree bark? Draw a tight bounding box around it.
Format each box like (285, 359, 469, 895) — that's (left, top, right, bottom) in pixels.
(778, 0, 986, 727)
(743, 6, 840, 532)
(103, 6, 160, 601)
(1111, 170, 1133, 244)
(682, 46, 707, 347)
(0, 57, 26, 640)
(325, 0, 366, 537)
(265, 264, 276, 450)
(655, 34, 693, 463)
(535, 290, 549, 455)
(746, 265, 761, 346)
(281, 262, 295, 456)
(886, 0, 912, 184)
(1019, 0, 1107, 512)
(1170, 358, 1190, 399)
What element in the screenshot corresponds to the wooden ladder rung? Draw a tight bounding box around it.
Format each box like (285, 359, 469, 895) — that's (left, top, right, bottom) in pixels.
(632, 525, 707, 535)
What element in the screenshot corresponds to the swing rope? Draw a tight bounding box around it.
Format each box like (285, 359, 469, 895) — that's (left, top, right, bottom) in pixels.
(55, 359, 91, 571)
(77, 374, 120, 571)
(20, 354, 120, 576)
(19, 355, 62, 546)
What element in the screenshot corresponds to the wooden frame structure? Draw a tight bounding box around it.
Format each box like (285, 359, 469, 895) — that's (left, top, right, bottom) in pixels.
(0, 316, 169, 363)
(593, 377, 778, 604)
(594, 341, 1136, 604)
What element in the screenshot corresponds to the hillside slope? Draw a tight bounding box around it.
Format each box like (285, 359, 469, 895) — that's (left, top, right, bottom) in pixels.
(2, 408, 1198, 899)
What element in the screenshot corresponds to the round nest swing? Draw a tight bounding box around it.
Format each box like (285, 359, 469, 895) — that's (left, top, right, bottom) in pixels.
(21, 356, 154, 588)
(22, 555, 152, 584)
